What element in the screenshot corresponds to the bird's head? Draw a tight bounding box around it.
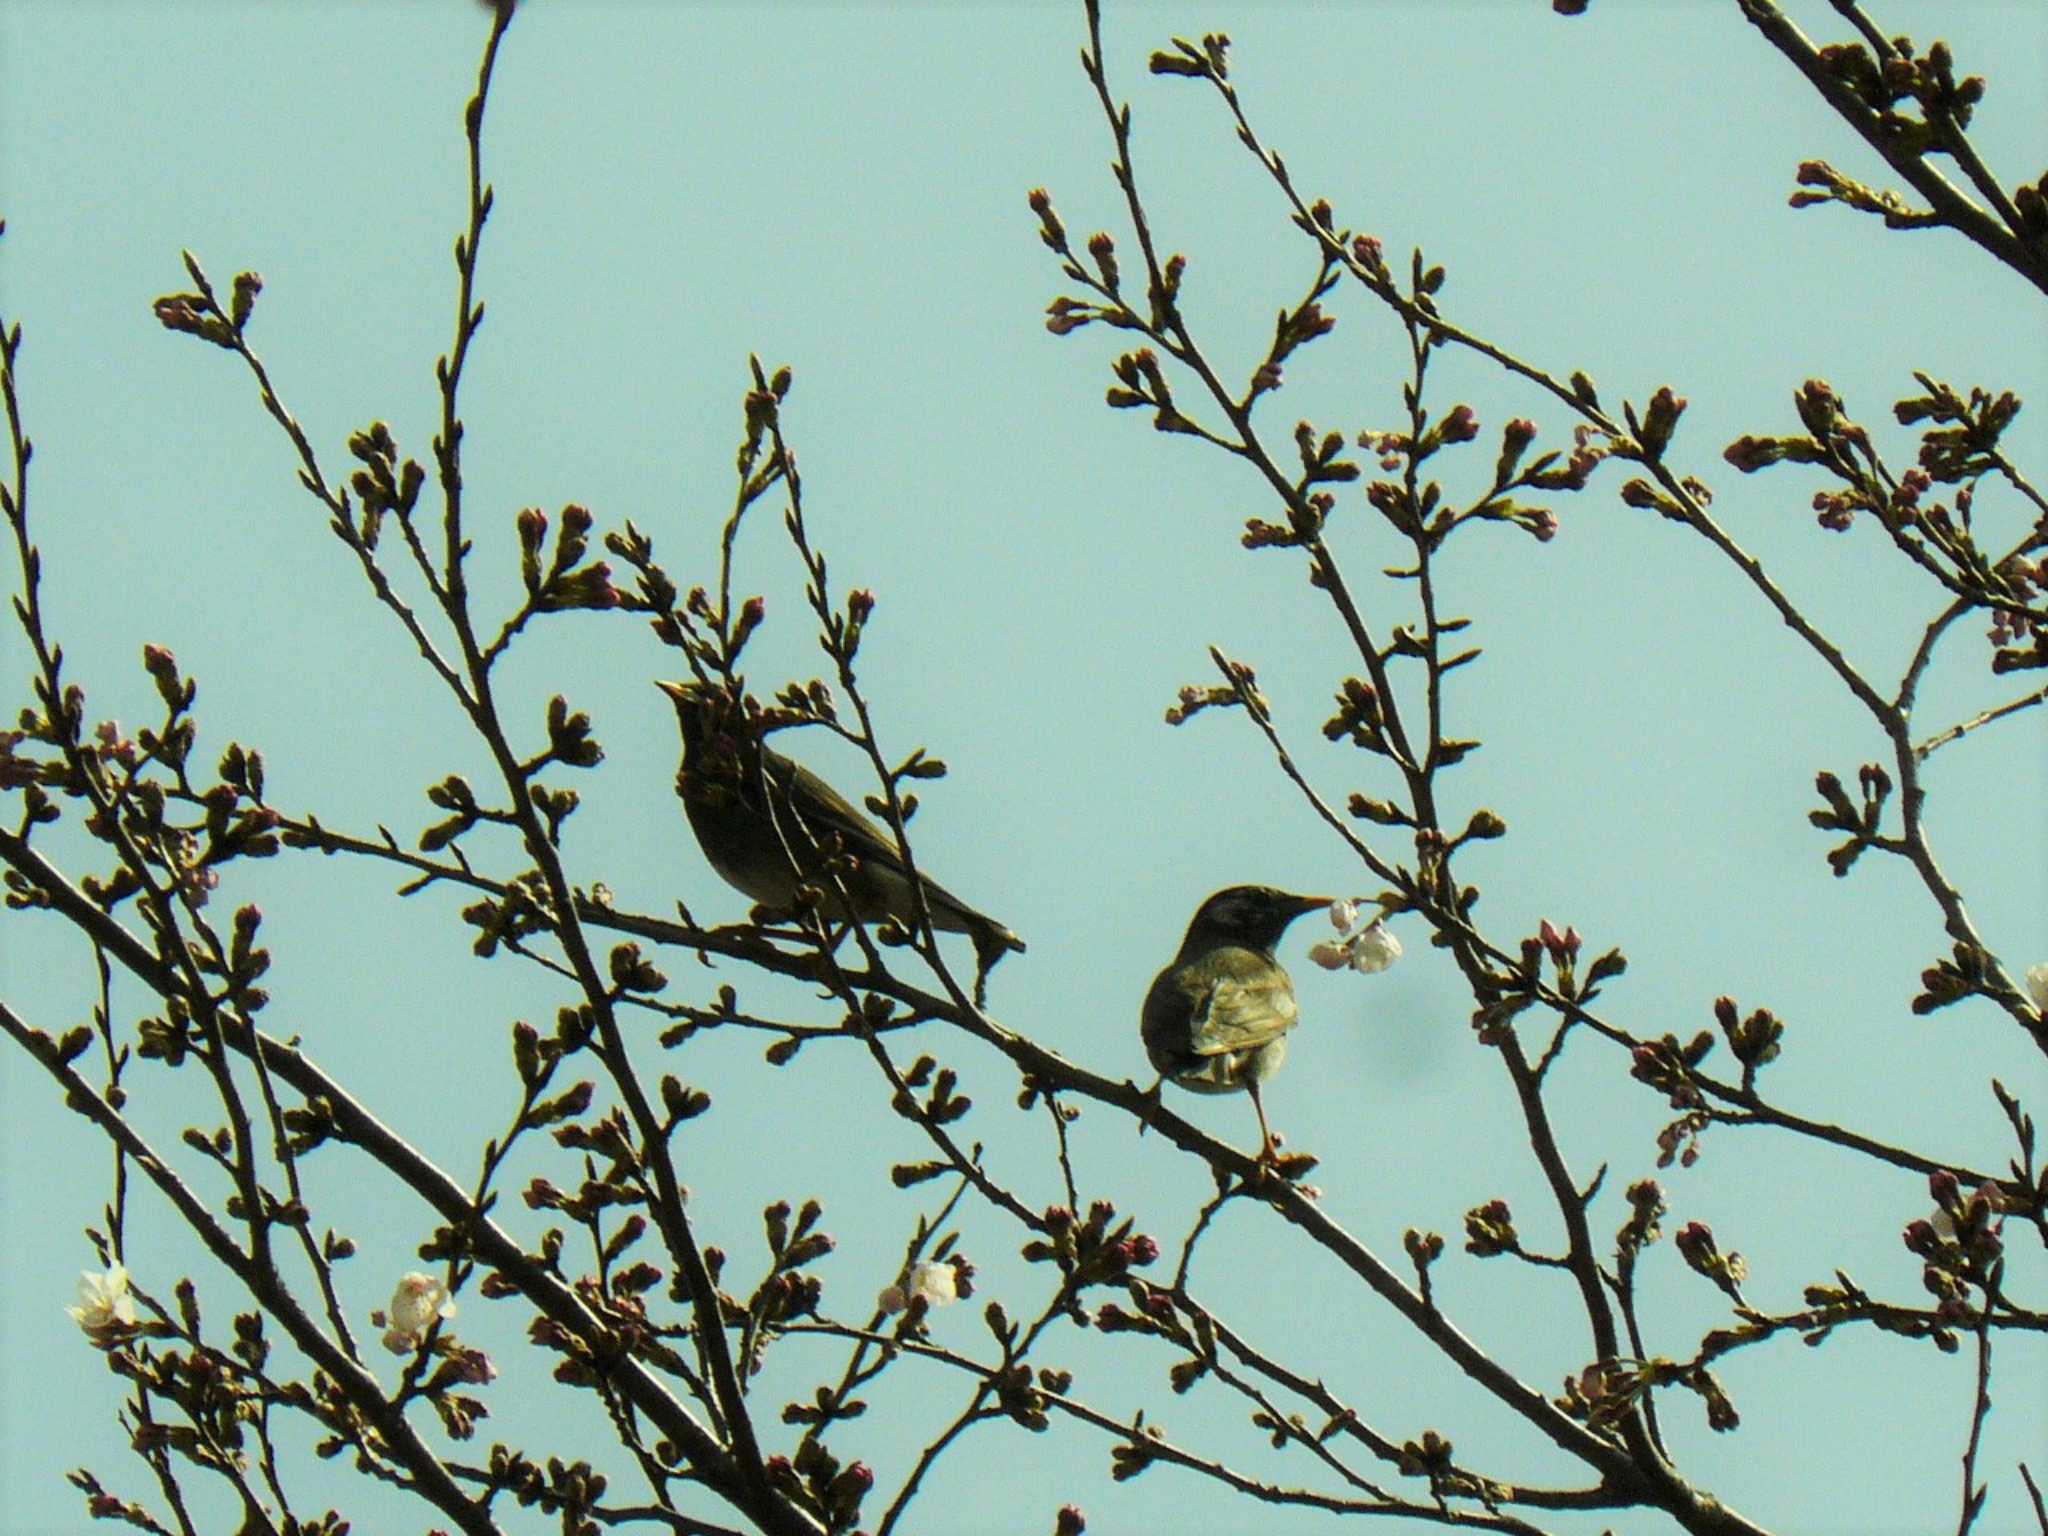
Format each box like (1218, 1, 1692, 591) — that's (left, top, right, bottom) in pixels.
(1180, 885, 1332, 957)
(656, 680, 741, 760)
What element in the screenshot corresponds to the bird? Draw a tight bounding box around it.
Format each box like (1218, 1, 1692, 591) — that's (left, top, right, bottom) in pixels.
(1141, 885, 1330, 1164)
(657, 681, 1025, 976)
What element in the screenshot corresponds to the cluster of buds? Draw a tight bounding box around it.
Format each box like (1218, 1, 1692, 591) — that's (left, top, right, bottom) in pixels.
(1816, 35, 1983, 135)
(1147, 32, 1231, 82)
(1532, 918, 1580, 980)
(1322, 675, 1387, 753)
(517, 502, 619, 612)
(1463, 1198, 1519, 1258)
(1024, 1202, 1159, 1288)
(1434, 404, 1481, 448)
(1674, 1221, 1748, 1303)
(1617, 1179, 1665, 1258)
(1257, 299, 1337, 397)
(160, 825, 221, 908)
(1724, 380, 1861, 484)
(1092, 1281, 1180, 1337)
(1104, 347, 1193, 436)
(1400, 1236, 1449, 1277)
(1903, 1172, 2009, 1313)
(1163, 681, 1243, 727)
(1654, 1111, 1710, 1171)
(1632, 386, 1687, 459)
(1712, 995, 1784, 1074)
(1986, 555, 2044, 649)
(1496, 416, 1540, 479)
(1900, 376, 2021, 483)
(1912, 939, 1993, 1016)
(1559, 1358, 1654, 1433)
(0, 726, 40, 790)
(1516, 919, 1624, 1003)
(1350, 232, 1388, 279)
(1551, 424, 1609, 491)
(765, 1443, 872, 1534)
(347, 420, 424, 547)
(1629, 1032, 1712, 1108)
(1362, 429, 1406, 471)
(1632, 1036, 1714, 1167)
(91, 719, 139, 771)
(1363, 478, 1419, 539)
(1809, 763, 1893, 876)
(1044, 294, 1096, 337)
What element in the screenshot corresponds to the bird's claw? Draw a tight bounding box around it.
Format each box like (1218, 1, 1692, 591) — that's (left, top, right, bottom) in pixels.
(1251, 1141, 1319, 1187)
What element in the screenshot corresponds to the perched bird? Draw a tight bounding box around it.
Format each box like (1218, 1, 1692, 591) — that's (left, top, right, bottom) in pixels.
(658, 681, 1025, 973)
(1141, 885, 1330, 1163)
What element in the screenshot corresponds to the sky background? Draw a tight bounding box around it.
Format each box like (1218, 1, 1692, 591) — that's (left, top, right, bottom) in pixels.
(2, 2, 2044, 1533)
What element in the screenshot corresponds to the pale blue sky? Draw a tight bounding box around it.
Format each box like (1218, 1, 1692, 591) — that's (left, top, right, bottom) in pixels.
(3, 3, 2044, 1533)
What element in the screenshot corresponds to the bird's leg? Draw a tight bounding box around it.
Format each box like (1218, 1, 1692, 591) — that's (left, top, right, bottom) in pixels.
(1246, 1078, 1281, 1165)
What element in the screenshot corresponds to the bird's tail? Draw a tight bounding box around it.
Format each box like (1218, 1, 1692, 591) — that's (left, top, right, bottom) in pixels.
(972, 917, 1026, 957)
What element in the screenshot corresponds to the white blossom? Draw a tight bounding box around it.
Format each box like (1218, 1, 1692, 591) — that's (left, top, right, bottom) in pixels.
(67, 1264, 138, 1335)
(879, 1260, 958, 1315)
(379, 1271, 456, 1354)
(909, 1260, 957, 1307)
(1347, 919, 1403, 974)
(1309, 904, 1402, 977)
(1306, 940, 1353, 971)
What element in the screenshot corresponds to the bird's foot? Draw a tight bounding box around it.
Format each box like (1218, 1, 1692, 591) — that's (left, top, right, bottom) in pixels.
(1270, 1148, 1320, 1182)
(1250, 1138, 1319, 1186)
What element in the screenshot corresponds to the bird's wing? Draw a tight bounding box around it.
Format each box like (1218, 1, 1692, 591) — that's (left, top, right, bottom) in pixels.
(761, 750, 904, 865)
(762, 743, 1024, 954)
(1184, 953, 1298, 1058)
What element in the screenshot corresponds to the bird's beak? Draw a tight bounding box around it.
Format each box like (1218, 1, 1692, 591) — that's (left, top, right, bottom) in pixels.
(655, 680, 698, 706)
(1282, 893, 1334, 928)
